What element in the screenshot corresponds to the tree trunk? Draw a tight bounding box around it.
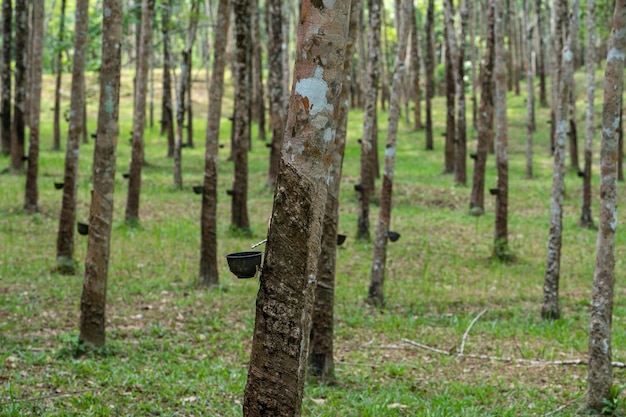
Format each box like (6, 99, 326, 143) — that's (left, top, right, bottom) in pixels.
(161, 0, 175, 158)
(568, 0, 580, 171)
(56, 0, 89, 275)
(523, 0, 534, 179)
(185, 51, 193, 148)
(580, 0, 595, 229)
(11, 0, 27, 173)
(242, 1, 350, 414)
(52, 0, 66, 152)
(493, 0, 509, 259)
(443, 0, 456, 175)
(78, 0, 122, 349)
(250, 0, 266, 141)
(267, 0, 285, 187)
(586, 2, 625, 411)
(455, 0, 469, 186)
(0, 0, 10, 156)
(309, 0, 361, 384)
(124, 0, 154, 224)
(536, 0, 547, 107)
(549, 0, 565, 155)
(367, 0, 410, 308)
(23, 0, 44, 212)
(541, 0, 572, 321)
(408, 0, 421, 131)
(231, 0, 251, 232)
(199, 0, 230, 287)
(424, 0, 434, 150)
(469, 0, 495, 216)
(357, 0, 382, 241)
(469, 0, 477, 131)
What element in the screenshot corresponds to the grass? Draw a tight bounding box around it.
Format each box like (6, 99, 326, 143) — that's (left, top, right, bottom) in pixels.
(1, 66, 626, 416)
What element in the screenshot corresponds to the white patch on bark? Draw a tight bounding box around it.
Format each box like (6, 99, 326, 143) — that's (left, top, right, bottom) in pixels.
(607, 47, 625, 63)
(323, 127, 333, 142)
(295, 66, 333, 116)
(323, 0, 336, 9)
(385, 146, 396, 158)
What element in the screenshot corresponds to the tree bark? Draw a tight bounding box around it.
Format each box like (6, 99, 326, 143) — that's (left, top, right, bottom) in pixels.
(161, 0, 175, 158)
(469, 0, 495, 216)
(231, 0, 251, 232)
(267, 0, 285, 187)
(580, 0, 595, 229)
(455, 0, 469, 186)
(11, 0, 27, 173)
(408, 0, 421, 131)
(56, 0, 89, 274)
(568, 0, 580, 171)
(242, 1, 350, 414)
(493, 0, 509, 259)
(424, 0, 435, 150)
(541, 0, 573, 321)
(469, 0, 477, 131)
(0, 0, 10, 156)
(250, 0, 266, 141)
(23, 0, 44, 212)
(523, 0, 534, 179)
(357, 0, 382, 241)
(310, 0, 361, 384)
(549, 0, 565, 155)
(536, 0, 547, 107)
(367, 0, 410, 308)
(586, 1, 626, 411)
(199, 0, 230, 287)
(78, 0, 122, 349)
(124, 0, 154, 224)
(443, 0, 456, 175)
(52, 0, 66, 152)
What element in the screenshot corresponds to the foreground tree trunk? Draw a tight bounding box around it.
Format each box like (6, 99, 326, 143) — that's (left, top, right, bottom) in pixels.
(309, 0, 361, 383)
(580, 0, 595, 229)
(199, 0, 230, 287)
(541, 1, 573, 320)
(586, 1, 625, 411)
(23, 0, 44, 212)
(454, 0, 469, 185)
(266, 0, 285, 187)
(523, 0, 534, 179)
(357, 0, 382, 241)
(242, 1, 350, 415)
(56, 0, 89, 274)
(443, 0, 456, 175)
(11, 0, 27, 173)
(52, 0, 66, 152)
(367, 0, 410, 307)
(78, 0, 122, 348)
(424, 0, 435, 150)
(0, 0, 10, 156)
(493, 0, 509, 259)
(161, 0, 175, 158)
(469, 1, 495, 216)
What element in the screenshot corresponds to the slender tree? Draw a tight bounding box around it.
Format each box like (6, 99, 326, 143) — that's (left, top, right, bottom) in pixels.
(310, 0, 361, 383)
(549, 0, 566, 154)
(408, 0, 421, 131)
(536, 0, 547, 107)
(541, 0, 573, 320)
(0, 0, 10, 156)
(424, 0, 435, 150)
(11, 0, 27, 173)
(493, 0, 509, 259)
(586, 1, 626, 411)
(357, 0, 382, 241)
(78, 0, 122, 348)
(161, 0, 175, 158)
(52, 0, 67, 152)
(56, 0, 90, 274)
(443, 0, 456, 174)
(242, 0, 350, 414)
(469, 0, 495, 216)
(231, 0, 251, 232)
(580, 0, 595, 228)
(124, 0, 155, 224)
(199, 0, 230, 287)
(23, 0, 44, 212)
(455, 0, 469, 185)
(267, 0, 285, 187)
(250, 0, 266, 141)
(367, 0, 410, 307)
(568, 0, 580, 171)
(523, 0, 534, 179)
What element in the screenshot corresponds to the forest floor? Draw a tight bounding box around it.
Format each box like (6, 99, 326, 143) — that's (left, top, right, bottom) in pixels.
(1, 69, 626, 416)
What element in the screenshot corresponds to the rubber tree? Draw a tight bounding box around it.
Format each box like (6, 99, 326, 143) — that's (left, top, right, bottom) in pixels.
(580, 0, 595, 228)
(586, 1, 626, 411)
(11, 0, 27, 173)
(523, 0, 534, 179)
(443, 0, 456, 175)
(242, 0, 350, 414)
(78, 0, 122, 348)
(56, 0, 90, 274)
(52, 0, 67, 152)
(161, 0, 175, 158)
(0, 0, 10, 156)
(199, 0, 230, 287)
(493, 0, 510, 259)
(541, 0, 573, 320)
(424, 0, 435, 151)
(124, 0, 154, 224)
(23, 0, 45, 213)
(367, 0, 410, 307)
(454, 0, 469, 186)
(267, 0, 285, 187)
